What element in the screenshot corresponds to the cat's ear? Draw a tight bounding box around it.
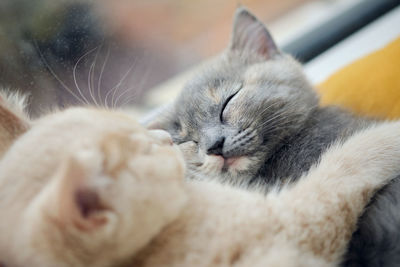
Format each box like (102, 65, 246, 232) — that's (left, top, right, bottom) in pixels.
(0, 91, 30, 157)
(140, 103, 175, 130)
(230, 7, 278, 59)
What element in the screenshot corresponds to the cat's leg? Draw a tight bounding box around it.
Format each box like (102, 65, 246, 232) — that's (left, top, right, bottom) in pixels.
(276, 121, 400, 264)
(343, 175, 400, 267)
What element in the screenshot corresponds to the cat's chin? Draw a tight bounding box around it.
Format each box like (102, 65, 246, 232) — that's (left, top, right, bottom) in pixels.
(224, 156, 253, 172)
(203, 154, 252, 174)
(198, 154, 254, 179)
(184, 149, 260, 184)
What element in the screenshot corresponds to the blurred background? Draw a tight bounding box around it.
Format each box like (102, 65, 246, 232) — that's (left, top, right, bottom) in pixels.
(0, 0, 396, 116)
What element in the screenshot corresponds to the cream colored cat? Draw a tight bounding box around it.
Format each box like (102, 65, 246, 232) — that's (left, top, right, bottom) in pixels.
(1, 91, 400, 267)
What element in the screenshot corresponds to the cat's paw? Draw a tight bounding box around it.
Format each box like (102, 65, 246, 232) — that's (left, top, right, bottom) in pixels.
(96, 130, 188, 250)
(26, 129, 188, 266)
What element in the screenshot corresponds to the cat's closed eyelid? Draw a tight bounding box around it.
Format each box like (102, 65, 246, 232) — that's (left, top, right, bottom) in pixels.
(176, 139, 198, 146)
(220, 90, 241, 123)
(219, 83, 243, 121)
(179, 140, 198, 147)
(173, 121, 181, 130)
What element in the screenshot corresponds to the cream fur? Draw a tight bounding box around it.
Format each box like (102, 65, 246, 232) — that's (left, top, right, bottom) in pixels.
(0, 93, 400, 267)
(131, 122, 400, 267)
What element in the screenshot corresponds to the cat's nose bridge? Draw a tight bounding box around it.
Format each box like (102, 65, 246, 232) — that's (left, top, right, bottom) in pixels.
(203, 126, 239, 157)
(202, 127, 225, 156)
(206, 136, 225, 155)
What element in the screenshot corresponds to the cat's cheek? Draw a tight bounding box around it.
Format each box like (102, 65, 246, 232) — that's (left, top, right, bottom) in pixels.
(178, 141, 201, 161)
(226, 156, 252, 172)
(202, 155, 225, 173)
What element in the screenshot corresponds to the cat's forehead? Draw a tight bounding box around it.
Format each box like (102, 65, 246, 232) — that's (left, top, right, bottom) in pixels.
(180, 69, 241, 103)
(181, 55, 308, 103)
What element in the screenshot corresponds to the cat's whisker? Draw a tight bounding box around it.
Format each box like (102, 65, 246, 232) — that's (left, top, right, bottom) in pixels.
(104, 86, 113, 109)
(259, 103, 293, 117)
(243, 103, 289, 128)
(256, 103, 320, 132)
(259, 106, 298, 125)
(33, 40, 86, 105)
(73, 46, 99, 105)
(87, 61, 95, 105)
(259, 101, 284, 112)
(261, 119, 299, 132)
(115, 87, 133, 107)
(118, 88, 139, 107)
(248, 101, 285, 119)
(260, 115, 294, 128)
(109, 60, 137, 109)
(254, 111, 292, 130)
(257, 114, 288, 128)
(260, 103, 319, 130)
(117, 60, 150, 107)
(253, 120, 298, 138)
(105, 82, 122, 109)
(98, 45, 110, 108)
(88, 44, 102, 107)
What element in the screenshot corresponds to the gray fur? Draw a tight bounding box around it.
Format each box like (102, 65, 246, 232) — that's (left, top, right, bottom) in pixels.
(343, 179, 400, 267)
(146, 7, 400, 266)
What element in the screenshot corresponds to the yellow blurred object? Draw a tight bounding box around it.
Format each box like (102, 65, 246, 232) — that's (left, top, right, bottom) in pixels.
(318, 37, 400, 119)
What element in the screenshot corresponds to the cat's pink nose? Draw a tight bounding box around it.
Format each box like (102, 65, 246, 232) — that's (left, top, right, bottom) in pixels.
(148, 129, 173, 145)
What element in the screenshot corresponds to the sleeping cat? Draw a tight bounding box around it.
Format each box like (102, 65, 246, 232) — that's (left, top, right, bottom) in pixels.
(145, 7, 400, 266)
(2, 92, 400, 266)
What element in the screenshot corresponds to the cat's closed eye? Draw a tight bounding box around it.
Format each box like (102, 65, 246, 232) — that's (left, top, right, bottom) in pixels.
(220, 85, 242, 123)
(173, 121, 181, 130)
(180, 140, 198, 147)
(179, 140, 200, 162)
(177, 140, 198, 145)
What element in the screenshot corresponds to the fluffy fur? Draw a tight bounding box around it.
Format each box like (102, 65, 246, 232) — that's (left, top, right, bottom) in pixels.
(2, 93, 400, 266)
(143, 8, 370, 187)
(144, 7, 400, 265)
(0, 96, 186, 267)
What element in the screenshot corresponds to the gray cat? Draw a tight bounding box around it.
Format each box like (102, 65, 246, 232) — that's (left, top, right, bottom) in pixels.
(145, 7, 400, 267)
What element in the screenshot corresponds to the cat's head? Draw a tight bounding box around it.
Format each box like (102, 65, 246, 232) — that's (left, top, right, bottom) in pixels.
(0, 94, 187, 267)
(145, 7, 318, 185)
